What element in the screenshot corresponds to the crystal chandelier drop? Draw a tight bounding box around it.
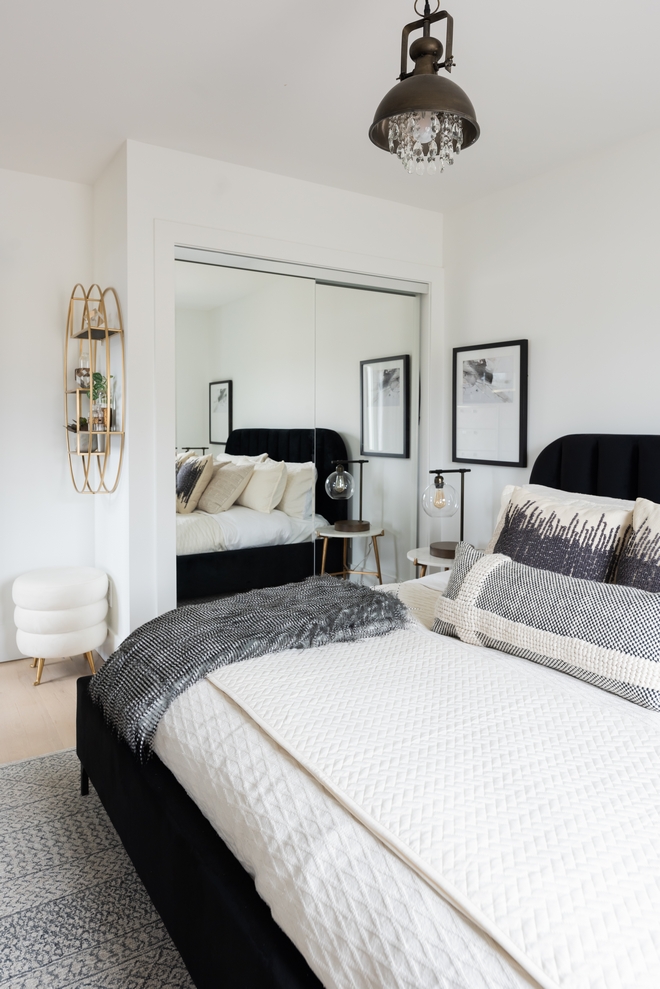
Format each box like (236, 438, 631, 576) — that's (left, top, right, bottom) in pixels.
(370, 1, 479, 175)
(388, 110, 463, 174)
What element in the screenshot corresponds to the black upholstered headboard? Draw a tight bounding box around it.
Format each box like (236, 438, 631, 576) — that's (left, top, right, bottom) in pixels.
(530, 434, 660, 502)
(225, 428, 349, 525)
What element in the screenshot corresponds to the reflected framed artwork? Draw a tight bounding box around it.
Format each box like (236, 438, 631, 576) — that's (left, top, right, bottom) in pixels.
(452, 340, 528, 467)
(209, 380, 233, 446)
(360, 354, 410, 459)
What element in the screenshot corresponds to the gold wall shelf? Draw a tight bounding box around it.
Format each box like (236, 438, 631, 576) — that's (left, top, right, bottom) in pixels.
(64, 284, 125, 494)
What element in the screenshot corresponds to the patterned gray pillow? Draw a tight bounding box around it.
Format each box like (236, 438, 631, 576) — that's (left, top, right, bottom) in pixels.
(433, 542, 660, 711)
(492, 489, 632, 582)
(616, 498, 660, 592)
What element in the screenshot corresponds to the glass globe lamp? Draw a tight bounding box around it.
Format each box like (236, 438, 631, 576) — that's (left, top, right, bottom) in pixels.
(422, 473, 458, 517)
(325, 463, 355, 501)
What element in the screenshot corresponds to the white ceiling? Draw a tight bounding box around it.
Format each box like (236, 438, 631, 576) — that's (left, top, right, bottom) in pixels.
(2, 0, 659, 213)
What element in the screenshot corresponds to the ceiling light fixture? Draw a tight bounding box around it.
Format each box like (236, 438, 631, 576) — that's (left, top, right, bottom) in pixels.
(369, 0, 480, 175)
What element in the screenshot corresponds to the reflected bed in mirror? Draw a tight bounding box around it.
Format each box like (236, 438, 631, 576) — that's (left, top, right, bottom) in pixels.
(176, 428, 348, 602)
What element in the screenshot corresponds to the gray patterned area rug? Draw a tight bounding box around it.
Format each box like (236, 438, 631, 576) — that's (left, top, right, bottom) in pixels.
(0, 749, 194, 988)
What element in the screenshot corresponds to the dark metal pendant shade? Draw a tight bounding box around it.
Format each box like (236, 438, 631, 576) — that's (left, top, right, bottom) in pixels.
(369, 74, 479, 152)
(370, 3, 479, 173)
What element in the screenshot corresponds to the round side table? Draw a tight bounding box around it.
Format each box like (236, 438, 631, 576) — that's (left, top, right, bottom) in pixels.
(317, 525, 385, 584)
(406, 546, 454, 579)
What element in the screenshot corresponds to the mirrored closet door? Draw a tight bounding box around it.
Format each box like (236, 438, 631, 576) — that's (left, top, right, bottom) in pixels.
(173, 256, 420, 601)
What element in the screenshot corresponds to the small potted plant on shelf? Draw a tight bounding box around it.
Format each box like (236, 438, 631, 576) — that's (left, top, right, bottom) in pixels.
(66, 417, 97, 453)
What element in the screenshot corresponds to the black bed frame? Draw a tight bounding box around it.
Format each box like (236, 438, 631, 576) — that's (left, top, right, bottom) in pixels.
(176, 428, 349, 601)
(79, 433, 660, 989)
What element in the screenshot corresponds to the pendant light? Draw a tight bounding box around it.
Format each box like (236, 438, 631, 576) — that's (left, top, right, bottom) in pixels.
(369, 1, 479, 175)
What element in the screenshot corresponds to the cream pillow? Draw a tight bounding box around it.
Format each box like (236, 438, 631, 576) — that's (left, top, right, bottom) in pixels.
(276, 461, 317, 519)
(214, 452, 268, 466)
(488, 483, 635, 553)
(615, 497, 660, 592)
(197, 462, 254, 514)
(486, 486, 632, 582)
(176, 455, 214, 514)
(237, 460, 288, 513)
(175, 450, 195, 476)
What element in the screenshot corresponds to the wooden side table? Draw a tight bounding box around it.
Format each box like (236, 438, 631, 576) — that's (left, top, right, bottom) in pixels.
(317, 525, 385, 585)
(406, 546, 454, 579)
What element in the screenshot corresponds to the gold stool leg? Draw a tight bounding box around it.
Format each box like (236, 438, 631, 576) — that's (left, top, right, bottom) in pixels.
(33, 658, 45, 687)
(420, 564, 427, 578)
(320, 538, 328, 575)
(84, 651, 96, 675)
(372, 535, 383, 585)
(30, 656, 38, 668)
(342, 538, 348, 579)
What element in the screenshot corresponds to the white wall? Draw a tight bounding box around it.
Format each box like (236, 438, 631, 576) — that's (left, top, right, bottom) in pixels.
(210, 274, 315, 434)
(443, 129, 660, 551)
(175, 309, 212, 449)
(316, 285, 420, 583)
(0, 168, 94, 661)
(91, 140, 444, 639)
(93, 146, 129, 652)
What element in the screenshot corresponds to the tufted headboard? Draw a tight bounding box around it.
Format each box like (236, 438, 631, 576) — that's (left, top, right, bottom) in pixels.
(529, 434, 660, 502)
(225, 427, 349, 525)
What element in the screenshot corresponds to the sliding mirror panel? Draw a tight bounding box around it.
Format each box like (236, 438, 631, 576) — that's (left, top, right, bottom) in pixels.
(315, 284, 420, 585)
(174, 261, 316, 601)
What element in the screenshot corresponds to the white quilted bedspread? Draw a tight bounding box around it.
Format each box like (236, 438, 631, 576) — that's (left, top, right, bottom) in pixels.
(154, 667, 535, 989)
(199, 624, 660, 989)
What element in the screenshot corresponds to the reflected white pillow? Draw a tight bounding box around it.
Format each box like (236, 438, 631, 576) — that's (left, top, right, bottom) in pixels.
(214, 452, 268, 466)
(276, 462, 317, 519)
(237, 460, 288, 513)
(197, 462, 254, 514)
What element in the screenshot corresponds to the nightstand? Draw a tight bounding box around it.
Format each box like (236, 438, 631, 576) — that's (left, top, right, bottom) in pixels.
(406, 546, 454, 579)
(317, 525, 385, 585)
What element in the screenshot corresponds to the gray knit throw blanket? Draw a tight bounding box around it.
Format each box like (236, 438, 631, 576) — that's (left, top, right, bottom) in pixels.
(89, 575, 407, 762)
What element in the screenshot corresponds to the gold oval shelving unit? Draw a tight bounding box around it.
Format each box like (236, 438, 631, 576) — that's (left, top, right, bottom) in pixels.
(64, 284, 125, 494)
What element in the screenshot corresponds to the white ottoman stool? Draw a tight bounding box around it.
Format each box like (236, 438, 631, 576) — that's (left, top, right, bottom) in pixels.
(12, 567, 108, 686)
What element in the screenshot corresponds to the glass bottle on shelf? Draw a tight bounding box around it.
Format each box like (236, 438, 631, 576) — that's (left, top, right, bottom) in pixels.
(75, 348, 90, 390)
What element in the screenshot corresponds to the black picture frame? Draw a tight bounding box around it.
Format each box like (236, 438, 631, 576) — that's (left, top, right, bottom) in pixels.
(360, 354, 410, 459)
(452, 340, 528, 467)
(209, 380, 233, 446)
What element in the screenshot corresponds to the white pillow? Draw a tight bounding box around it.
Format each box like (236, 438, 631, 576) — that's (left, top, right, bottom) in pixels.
(276, 461, 317, 519)
(197, 462, 254, 514)
(237, 460, 288, 513)
(214, 452, 268, 466)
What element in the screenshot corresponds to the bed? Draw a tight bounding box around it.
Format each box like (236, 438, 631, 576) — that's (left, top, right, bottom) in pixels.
(78, 433, 660, 989)
(176, 428, 348, 601)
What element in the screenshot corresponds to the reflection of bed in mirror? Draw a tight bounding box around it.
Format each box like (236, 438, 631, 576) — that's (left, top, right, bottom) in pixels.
(176, 428, 348, 601)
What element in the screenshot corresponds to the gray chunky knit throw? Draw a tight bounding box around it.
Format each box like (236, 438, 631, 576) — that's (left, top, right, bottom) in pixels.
(90, 575, 407, 761)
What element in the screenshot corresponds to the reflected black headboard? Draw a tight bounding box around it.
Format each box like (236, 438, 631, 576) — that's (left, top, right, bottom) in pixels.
(225, 428, 349, 525)
(530, 434, 660, 502)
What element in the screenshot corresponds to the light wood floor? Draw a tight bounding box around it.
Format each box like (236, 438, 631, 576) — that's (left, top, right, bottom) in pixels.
(0, 653, 102, 765)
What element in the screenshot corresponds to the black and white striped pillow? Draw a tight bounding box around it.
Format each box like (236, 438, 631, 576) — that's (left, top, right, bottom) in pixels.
(433, 543, 660, 711)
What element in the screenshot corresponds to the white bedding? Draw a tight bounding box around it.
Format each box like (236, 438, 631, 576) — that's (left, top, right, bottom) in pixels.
(154, 660, 534, 989)
(153, 611, 660, 988)
(203, 626, 660, 989)
(176, 505, 328, 555)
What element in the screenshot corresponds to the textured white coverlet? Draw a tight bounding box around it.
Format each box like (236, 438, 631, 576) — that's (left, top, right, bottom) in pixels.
(176, 506, 327, 555)
(206, 625, 660, 989)
(154, 674, 535, 989)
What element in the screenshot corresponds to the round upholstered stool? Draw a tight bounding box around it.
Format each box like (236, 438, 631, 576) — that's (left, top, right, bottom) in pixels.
(12, 567, 108, 686)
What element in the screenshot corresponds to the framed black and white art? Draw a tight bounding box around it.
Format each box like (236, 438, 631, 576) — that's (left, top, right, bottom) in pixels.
(209, 380, 233, 446)
(452, 340, 528, 467)
(360, 355, 410, 459)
